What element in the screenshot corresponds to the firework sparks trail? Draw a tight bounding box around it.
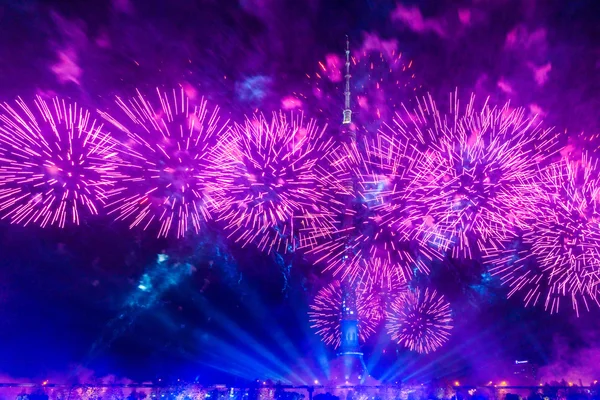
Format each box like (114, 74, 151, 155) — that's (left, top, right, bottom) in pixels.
(213, 112, 339, 254)
(356, 258, 409, 295)
(99, 88, 229, 238)
(386, 288, 453, 354)
(303, 47, 418, 130)
(309, 280, 383, 348)
(395, 93, 558, 259)
(305, 132, 444, 284)
(0, 96, 117, 227)
(489, 154, 600, 316)
(356, 258, 409, 315)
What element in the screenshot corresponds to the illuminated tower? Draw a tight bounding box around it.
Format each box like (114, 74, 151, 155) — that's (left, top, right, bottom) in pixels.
(334, 37, 367, 385)
(342, 36, 352, 126)
(335, 280, 367, 384)
(340, 281, 360, 352)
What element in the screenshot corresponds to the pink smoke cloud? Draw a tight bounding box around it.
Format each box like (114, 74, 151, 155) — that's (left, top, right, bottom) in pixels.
(497, 78, 514, 94)
(322, 54, 343, 82)
(560, 143, 577, 159)
(358, 32, 399, 60)
(357, 95, 369, 110)
(505, 26, 547, 51)
(281, 96, 303, 110)
(528, 103, 546, 118)
(181, 82, 198, 100)
(528, 62, 552, 86)
(48, 12, 89, 86)
(391, 4, 445, 37)
(51, 48, 82, 85)
(458, 8, 472, 25)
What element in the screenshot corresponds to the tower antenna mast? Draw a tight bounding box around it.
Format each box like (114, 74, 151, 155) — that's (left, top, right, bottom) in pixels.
(342, 35, 352, 125)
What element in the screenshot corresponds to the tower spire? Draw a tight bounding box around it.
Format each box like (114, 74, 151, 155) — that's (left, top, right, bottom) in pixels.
(342, 36, 352, 125)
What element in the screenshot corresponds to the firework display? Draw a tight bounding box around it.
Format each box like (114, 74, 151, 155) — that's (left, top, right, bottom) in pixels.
(355, 258, 409, 296)
(99, 88, 228, 238)
(308, 280, 383, 348)
(386, 288, 453, 354)
(356, 258, 409, 318)
(1, 42, 598, 360)
(213, 112, 339, 254)
(393, 94, 558, 259)
(5, 1, 600, 388)
(0, 96, 117, 227)
(489, 154, 600, 316)
(305, 124, 448, 290)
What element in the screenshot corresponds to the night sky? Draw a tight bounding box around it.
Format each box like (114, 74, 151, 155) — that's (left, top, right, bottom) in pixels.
(0, 0, 599, 385)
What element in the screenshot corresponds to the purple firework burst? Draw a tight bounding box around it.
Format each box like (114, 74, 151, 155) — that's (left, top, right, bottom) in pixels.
(0, 96, 117, 227)
(99, 88, 229, 238)
(305, 135, 443, 284)
(309, 280, 384, 348)
(489, 154, 600, 316)
(386, 288, 453, 354)
(213, 112, 339, 254)
(398, 93, 558, 259)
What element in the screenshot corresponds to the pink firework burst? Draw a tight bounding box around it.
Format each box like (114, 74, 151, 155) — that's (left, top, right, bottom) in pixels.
(99, 88, 229, 238)
(305, 134, 443, 284)
(398, 93, 558, 259)
(308, 280, 383, 348)
(386, 288, 453, 354)
(489, 154, 600, 316)
(214, 112, 338, 254)
(0, 96, 117, 227)
(357, 258, 409, 295)
(356, 258, 409, 316)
